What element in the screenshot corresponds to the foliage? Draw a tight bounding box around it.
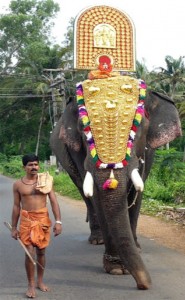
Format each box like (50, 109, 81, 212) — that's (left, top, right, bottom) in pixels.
(0, 0, 62, 158)
(148, 56, 185, 122)
(50, 171, 82, 200)
(172, 182, 185, 204)
(136, 59, 149, 82)
(1, 155, 24, 178)
(149, 56, 185, 96)
(0, 0, 60, 74)
(141, 198, 166, 215)
(60, 17, 74, 69)
(143, 149, 185, 206)
(156, 149, 185, 185)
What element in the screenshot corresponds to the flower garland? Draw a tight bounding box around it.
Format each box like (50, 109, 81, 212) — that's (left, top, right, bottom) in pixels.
(76, 79, 147, 170)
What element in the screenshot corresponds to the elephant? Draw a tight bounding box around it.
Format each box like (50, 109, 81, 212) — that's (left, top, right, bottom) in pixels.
(50, 81, 182, 290)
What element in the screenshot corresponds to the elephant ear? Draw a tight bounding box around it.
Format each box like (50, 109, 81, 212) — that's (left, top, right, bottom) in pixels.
(146, 90, 181, 149)
(58, 97, 84, 152)
(151, 91, 175, 104)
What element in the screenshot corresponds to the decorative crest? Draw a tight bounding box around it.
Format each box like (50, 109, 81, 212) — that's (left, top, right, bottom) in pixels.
(74, 5, 136, 71)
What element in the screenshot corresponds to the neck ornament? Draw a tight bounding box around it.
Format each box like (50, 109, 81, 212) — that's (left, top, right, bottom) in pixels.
(21, 177, 37, 185)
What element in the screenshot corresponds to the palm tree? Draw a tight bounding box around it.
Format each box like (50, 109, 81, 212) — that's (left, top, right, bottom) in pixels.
(146, 56, 185, 151)
(136, 59, 149, 82)
(152, 55, 185, 100)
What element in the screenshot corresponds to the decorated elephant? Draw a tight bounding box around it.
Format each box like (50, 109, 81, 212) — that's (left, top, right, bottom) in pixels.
(50, 75, 181, 290)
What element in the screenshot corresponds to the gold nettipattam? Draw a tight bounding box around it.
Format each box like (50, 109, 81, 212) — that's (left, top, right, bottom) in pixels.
(82, 76, 139, 164)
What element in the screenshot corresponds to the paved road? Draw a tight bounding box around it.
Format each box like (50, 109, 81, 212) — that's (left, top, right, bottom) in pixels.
(0, 174, 185, 300)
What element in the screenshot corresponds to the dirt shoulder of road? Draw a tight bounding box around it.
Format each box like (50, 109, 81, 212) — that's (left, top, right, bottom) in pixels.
(138, 214, 185, 255)
(60, 196, 185, 255)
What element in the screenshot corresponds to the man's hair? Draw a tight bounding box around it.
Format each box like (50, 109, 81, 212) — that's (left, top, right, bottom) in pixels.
(22, 154, 39, 166)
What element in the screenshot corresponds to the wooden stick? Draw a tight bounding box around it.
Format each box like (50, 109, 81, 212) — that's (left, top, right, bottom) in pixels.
(4, 221, 44, 270)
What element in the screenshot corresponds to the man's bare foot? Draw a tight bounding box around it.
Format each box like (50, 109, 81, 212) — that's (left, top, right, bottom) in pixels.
(26, 285, 36, 298)
(37, 282, 50, 292)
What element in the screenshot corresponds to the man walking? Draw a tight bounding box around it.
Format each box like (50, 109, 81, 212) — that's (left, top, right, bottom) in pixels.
(11, 154, 62, 298)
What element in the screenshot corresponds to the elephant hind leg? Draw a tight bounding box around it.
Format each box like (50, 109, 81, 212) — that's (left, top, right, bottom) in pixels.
(103, 254, 130, 275)
(88, 229, 104, 245)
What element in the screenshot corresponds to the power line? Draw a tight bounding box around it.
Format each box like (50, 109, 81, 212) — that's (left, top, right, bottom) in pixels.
(0, 95, 51, 98)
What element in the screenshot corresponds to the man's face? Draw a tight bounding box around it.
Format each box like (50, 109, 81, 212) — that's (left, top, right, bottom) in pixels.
(24, 161, 40, 174)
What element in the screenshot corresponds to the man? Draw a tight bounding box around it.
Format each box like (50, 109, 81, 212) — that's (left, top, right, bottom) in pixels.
(11, 154, 62, 298)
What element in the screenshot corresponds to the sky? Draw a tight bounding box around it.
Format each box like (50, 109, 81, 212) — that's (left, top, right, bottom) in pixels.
(0, 0, 184, 71)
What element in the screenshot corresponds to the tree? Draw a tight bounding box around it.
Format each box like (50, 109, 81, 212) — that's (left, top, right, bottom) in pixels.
(0, 0, 60, 74)
(0, 0, 62, 159)
(151, 55, 185, 100)
(136, 59, 149, 82)
(59, 17, 74, 70)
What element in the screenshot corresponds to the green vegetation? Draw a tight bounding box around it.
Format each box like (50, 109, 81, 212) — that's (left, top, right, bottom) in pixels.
(1, 151, 185, 216)
(0, 1, 184, 216)
(141, 149, 185, 214)
(51, 172, 82, 200)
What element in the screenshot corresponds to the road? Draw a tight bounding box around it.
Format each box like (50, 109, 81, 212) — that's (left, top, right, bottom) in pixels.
(0, 174, 185, 300)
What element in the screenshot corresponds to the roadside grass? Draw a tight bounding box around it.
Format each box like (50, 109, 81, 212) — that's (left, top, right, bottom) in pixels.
(1, 154, 185, 217)
(51, 171, 82, 200)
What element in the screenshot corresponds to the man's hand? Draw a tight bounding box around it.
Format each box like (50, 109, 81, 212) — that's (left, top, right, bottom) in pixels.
(11, 228, 19, 240)
(53, 223, 62, 236)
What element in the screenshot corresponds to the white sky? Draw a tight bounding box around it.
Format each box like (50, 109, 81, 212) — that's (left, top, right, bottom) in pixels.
(1, 0, 184, 71)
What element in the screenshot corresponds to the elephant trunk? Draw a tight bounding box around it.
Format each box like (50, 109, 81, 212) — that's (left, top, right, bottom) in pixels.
(93, 169, 151, 289)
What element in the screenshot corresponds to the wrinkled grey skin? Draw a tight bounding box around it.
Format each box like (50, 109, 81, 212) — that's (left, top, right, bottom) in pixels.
(50, 90, 182, 289)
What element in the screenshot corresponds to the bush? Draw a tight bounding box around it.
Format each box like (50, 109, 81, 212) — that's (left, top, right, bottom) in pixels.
(155, 149, 185, 186)
(3, 157, 23, 178)
(144, 149, 185, 203)
(0, 153, 7, 162)
(51, 171, 82, 200)
(143, 176, 173, 203)
(172, 182, 185, 203)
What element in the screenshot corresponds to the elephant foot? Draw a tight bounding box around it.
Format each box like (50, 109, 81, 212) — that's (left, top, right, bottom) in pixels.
(134, 239, 141, 251)
(103, 254, 130, 275)
(88, 231, 104, 245)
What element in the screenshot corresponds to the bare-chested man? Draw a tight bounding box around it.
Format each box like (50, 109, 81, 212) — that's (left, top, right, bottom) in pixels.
(11, 154, 62, 298)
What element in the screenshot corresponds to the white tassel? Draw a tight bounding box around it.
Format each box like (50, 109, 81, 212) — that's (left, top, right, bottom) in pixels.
(83, 171, 94, 197)
(131, 169, 144, 192)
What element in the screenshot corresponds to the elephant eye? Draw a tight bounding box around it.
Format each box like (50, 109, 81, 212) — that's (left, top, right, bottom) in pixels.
(144, 109, 150, 119)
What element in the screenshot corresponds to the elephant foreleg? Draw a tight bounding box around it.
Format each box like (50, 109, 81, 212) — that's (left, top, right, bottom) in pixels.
(93, 187, 129, 275)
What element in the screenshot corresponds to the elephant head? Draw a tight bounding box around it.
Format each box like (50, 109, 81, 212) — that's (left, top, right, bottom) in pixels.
(50, 76, 181, 290)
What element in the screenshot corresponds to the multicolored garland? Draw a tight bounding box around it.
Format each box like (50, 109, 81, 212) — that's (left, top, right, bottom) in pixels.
(76, 79, 147, 189)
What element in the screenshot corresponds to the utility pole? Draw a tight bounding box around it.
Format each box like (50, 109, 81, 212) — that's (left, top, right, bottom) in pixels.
(43, 68, 66, 170)
(43, 68, 65, 127)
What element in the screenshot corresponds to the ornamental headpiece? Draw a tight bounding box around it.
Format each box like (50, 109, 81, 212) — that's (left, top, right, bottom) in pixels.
(74, 6, 146, 190)
(74, 5, 136, 72)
